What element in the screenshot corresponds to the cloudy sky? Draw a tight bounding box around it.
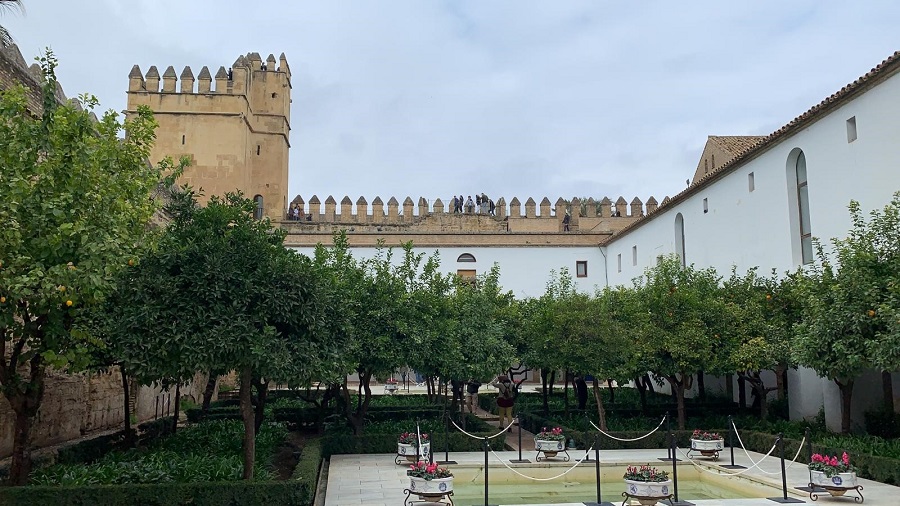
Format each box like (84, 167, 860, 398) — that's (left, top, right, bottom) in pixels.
(4, 1, 898, 207)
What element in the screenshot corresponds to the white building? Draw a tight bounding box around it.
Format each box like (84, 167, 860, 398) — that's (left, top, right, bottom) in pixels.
(292, 50, 900, 430)
(602, 50, 900, 430)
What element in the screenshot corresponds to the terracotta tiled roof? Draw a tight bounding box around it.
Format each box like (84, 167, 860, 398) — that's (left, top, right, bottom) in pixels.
(709, 135, 765, 156)
(604, 50, 900, 244)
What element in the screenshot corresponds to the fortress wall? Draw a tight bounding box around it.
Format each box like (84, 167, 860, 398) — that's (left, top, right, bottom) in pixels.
(0, 369, 208, 459)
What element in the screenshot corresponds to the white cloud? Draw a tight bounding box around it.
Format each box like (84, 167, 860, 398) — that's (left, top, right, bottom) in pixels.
(4, 1, 898, 207)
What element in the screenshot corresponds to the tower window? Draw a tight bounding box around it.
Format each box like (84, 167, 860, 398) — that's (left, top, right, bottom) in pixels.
(632, 246, 638, 266)
(617, 254, 622, 273)
(257, 145, 261, 156)
(253, 195, 264, 220)
(703, 198, 708, 214)
(181, 135, 185, 145)
(457, 253, 476, 263)
(748, 172, 755, 192)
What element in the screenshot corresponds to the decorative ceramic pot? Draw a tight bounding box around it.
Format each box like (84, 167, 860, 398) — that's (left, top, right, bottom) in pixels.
(810, 470, 858, 491)
(624, 479, 673, 505)
(397, 442, 430, 461)
(535, 439, 565, 457)
(409, 476, 453, 497)
(691, 438, 724, 456)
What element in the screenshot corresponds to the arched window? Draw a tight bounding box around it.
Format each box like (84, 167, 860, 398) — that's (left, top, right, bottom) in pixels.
(253, 195, 264, 220)
(786, 149, 813, 265)
(795, 152, 813, 264)
(674, 213, 686, 267)
(457, 253, 476, 263)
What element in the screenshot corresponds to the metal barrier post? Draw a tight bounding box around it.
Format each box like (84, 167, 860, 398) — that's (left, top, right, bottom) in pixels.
(767, 432, 803, 503)
(510, 416, 529, 463)
(438, 411, 457, 464)
(483, 437, 489, 506)
(585, 431, 615, 506)
(722, 414, 745, 469)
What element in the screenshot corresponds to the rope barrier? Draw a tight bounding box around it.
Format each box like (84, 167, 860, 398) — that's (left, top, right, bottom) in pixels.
(451, 418, 516, 440)
(676, 442, 779, 476)
(785, 436, 807, 470)
(588, 415, 667, 442)
(729, 421, 807, 474)
(488, 446, 594, 481)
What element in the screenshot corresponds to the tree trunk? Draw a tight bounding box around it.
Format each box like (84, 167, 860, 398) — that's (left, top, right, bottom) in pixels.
(882, 371, 894, 411)
(635, 376, 648, 415)
(548, 370, 556, 393)
(591, 377, 608, 431)
(239, 367, 256, 479)
(5, 353, 46, 486)
(563, 370, 570, 416)
(121, 366, 134, 447)
(540, 369, 549, 416)
(836, 379, 854, 434)
(737, 376, 747, 409)
(697, 371, 706, 402)
(667, 375, 687, 430)
(172, 383, 181, 434)
(202, 373, 218, 412)
(775, 365, 787, 401)
(725, 373, 734, 402)
(607, 378, 615, 404)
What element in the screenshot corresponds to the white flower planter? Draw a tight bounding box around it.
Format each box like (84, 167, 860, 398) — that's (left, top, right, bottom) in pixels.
(623, 479, 673, 505)
(690, 438, 724, 452)
(409, 476, 454, 496)
(397, 442, 430, 461)
(810, 470, 858, 489)
(534, 438, 565, 455)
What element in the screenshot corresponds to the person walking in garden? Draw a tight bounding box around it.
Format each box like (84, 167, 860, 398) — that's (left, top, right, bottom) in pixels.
(574, 373, 588, 410)
(493, 374, 517, 431)
(466, 379, 482, 413)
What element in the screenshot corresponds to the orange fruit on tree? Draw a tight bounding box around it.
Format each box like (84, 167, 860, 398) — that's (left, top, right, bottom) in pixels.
(868, 309, 876, 317)
(128, 259, 134, 266)
(65, 300, 73, 307)
(0, 296, 5, 303)
(58, 285, 66, 292)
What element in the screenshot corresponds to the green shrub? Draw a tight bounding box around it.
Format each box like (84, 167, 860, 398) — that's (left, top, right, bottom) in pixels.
(32, 421, 287, 486)
(0, 481, 308, 506)
(865, 408, 900, 439)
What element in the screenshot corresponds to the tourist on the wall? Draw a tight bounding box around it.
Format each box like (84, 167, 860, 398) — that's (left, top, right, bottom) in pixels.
(466, 195, 475, 214)
(563, 210, 570, 231)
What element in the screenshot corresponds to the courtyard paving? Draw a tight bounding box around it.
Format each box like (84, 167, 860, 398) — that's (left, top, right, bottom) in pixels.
(325, 384, 898, 505)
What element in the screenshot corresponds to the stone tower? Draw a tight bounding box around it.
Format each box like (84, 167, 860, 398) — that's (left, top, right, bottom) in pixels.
(126, 52, 291, 219)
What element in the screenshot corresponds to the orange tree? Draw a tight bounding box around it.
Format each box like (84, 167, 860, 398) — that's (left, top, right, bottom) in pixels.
(564, 286, 636, 430)
(631, 256, 731, 429)
(101, 189, 332, 478)
(795, 195, 900, 432)
(0, 53, 166, 485)
(723, 267, 799, 420)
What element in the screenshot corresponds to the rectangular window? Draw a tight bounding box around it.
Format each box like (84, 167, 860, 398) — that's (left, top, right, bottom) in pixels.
(847, 116, 857, 143)
(748, 172, 755, 192)
(703, 198, 708, 214)
(457, 269, 476, 285)
(632, 246, 637, 266)
(576, 261, 587, 278)
(617, 254, 622, 273)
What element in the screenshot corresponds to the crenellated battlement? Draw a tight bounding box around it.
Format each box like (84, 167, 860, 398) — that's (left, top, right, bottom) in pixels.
(125, 51, 291, 221)
(283, 194, 667, 234)
(127, 52, 290, 95)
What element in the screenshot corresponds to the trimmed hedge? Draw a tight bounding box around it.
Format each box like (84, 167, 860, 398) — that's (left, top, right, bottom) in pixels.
(0, 481, 308, 506)
(55, 418, 176, 465)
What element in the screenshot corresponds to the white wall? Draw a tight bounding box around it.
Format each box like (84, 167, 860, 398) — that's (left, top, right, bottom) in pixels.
(601, 69, 900, 424)
(291, 246, 606, 298)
